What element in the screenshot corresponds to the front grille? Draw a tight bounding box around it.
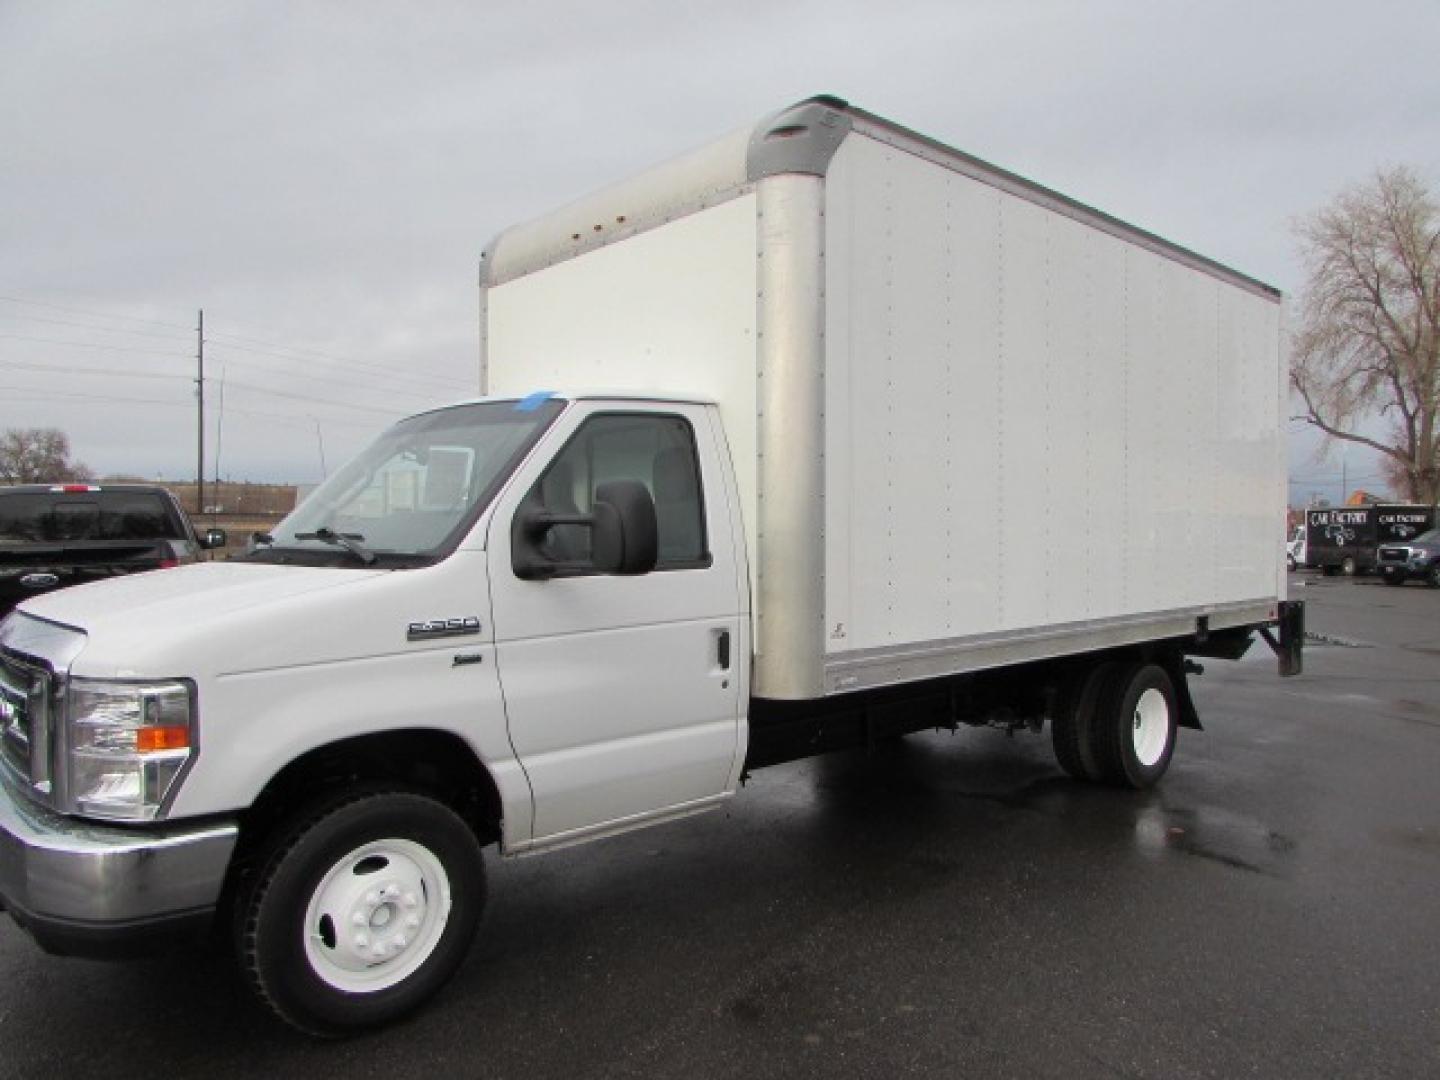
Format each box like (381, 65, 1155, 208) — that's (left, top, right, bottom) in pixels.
(0, 650, 49, 787)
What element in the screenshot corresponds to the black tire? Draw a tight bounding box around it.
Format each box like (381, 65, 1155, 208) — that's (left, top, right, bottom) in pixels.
(1341, 556, 1358, 577)
(238, 789, 486, 1037)
(1428, 565, 1440, 589)
(1383, 574, 1407, 587)
(1321, 564, 1339, 577)
(1090, 662, 1178, 789)
(1051, 661, 1121, 781)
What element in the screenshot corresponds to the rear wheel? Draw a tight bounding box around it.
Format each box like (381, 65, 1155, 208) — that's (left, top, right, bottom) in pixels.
(1322, 564, 1339, 577)
(1383, 574, 1407, 587)
(1428, 565, 1440, 589)
(1052, 662, 1120, 781)
(238, 789, 486, 1037)
(1092, 663, 1178, 789)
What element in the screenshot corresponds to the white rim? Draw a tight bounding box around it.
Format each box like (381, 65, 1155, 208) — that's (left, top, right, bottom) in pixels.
(1131, 688, 1170, 768)
(302, 838, 452, 993)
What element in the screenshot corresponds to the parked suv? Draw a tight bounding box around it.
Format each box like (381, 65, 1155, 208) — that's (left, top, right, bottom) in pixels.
(1377, 528, 1440, 587)
(0, 484, 225, 616)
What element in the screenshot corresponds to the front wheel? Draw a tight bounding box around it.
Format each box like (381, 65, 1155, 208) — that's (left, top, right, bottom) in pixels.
(238, 790, 486, 1037)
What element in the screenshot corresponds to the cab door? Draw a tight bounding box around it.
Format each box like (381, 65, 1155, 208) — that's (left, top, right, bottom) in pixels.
(486, 402, 745, 846)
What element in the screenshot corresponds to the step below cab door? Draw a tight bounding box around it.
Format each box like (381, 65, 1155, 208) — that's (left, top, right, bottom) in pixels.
(487, 402, 745, 848)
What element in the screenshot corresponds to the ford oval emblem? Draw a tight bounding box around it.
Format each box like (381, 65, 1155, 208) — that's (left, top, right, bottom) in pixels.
(19, 573, 60, 589)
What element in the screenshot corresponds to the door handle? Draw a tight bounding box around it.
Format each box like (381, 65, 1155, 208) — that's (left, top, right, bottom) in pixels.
(716, 629, 731, 671)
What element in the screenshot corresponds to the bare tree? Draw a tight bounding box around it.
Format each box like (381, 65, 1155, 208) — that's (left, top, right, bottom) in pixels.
(1291, 167, 1440, 504)
(0, 428, 91, 484)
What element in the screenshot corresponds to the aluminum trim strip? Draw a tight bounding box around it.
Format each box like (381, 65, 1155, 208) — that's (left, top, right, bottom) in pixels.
(753, 174, 827, 699)
(824, 600, 1277, 694)
(845, 113, 1280, 304)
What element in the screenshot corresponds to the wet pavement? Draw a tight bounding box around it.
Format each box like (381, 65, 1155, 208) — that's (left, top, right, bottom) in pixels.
(1, 575, 1437, 1078)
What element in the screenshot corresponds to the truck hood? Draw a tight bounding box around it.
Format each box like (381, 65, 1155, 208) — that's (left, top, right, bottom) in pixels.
(16, 561, 392, 677)
(21, 561, 383, 630)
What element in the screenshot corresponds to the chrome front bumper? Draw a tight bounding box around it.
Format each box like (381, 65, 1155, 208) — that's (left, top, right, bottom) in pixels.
(0, 772, 238, 956)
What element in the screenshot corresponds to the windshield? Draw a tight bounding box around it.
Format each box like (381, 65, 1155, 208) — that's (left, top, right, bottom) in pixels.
(254, 399, 563, 564)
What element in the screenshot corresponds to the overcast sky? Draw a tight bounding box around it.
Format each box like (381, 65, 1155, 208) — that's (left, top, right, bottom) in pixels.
(2, 1, 1437, 501)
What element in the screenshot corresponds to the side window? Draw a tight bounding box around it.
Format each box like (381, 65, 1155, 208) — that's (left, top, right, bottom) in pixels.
(528, 413, 709, 572)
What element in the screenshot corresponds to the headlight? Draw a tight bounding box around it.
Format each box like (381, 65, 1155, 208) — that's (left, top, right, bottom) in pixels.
(66, 678, 194, 820)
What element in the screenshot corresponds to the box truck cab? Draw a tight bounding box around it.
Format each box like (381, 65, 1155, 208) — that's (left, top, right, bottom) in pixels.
(0, 97, 1302, 1036)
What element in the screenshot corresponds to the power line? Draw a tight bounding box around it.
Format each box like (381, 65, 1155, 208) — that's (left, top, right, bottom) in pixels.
(0, 384, 377, 431)
(1, 353, 423, 415)
(221, 376, 407, 415)
(0, 295, 194, 332)
(1, 313, 192, 342)
(0, 359, 188, 380)
(0, 333, 192, 357)
(1, 340, 450, 403)
(0, 382, 188, 407)
(1, 295, 476, 393)
(202, 343, 464, 402)
(204, 338, 473, 393)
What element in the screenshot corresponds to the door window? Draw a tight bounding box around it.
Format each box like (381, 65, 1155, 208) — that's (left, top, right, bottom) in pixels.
(527, 413, 709, 572)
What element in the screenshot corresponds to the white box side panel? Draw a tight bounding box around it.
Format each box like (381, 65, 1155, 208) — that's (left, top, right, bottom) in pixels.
(824, 135, 1282, 657)
(486, 194, 761, 575)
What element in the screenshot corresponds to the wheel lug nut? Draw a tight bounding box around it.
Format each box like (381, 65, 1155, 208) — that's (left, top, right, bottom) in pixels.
(405, 915, 420, 929)
(403, 892, 419, 908)
(352, 912, 367, 926)
(355, 932, 370, 948)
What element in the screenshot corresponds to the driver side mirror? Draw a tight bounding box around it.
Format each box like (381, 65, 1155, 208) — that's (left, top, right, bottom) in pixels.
(201, 528, 228, 550)
(513, 479, 658, 580)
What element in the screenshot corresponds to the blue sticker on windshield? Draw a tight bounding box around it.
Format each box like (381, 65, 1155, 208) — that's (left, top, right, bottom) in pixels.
(514, 391, 556, 412)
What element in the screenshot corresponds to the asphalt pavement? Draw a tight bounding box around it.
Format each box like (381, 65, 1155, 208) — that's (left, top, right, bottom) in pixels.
(1, 575, 1436, 1079)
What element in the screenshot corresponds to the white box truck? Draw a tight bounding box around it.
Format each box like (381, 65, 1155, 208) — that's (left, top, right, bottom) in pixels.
(0, 96, 1302, 1035)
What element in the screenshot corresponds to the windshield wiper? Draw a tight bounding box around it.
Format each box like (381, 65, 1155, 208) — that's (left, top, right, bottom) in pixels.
(294, 526, 378, 565)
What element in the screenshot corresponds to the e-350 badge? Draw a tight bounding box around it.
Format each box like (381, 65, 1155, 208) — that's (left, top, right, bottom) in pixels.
(407, 616, 482, 641)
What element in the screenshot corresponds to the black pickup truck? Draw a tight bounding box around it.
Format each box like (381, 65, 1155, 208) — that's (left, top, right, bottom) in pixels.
(1376, 527, 1440, 588)
(0, 484, 226, 616)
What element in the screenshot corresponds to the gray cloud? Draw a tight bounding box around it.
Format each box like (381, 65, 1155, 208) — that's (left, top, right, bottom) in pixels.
(2, 0, 1436, 489)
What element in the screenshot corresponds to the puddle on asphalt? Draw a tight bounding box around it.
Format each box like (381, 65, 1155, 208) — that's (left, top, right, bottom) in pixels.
(1133, 803, 1296, 876)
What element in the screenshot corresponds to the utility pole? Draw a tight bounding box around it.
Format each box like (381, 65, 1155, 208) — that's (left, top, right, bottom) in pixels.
(196, 309, 205, 515)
